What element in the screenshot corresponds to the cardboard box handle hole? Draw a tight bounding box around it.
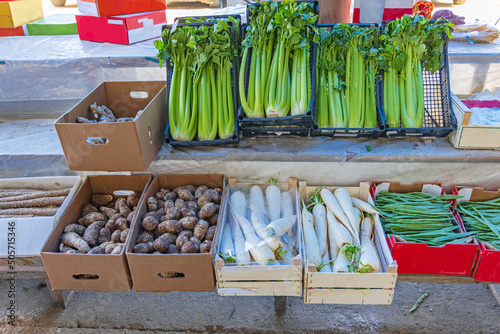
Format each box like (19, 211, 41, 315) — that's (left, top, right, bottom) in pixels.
(113, 190, 135, 196)
(86, 137, 108, 145)
(73, 274, 99, 280)
(130, 91, 149, 99)
(158, 272, 185, 278)
(148, 126, 153, 144)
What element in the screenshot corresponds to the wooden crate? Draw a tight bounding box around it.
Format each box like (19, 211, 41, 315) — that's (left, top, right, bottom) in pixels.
(300, 182, 398, 305)
(214, 177, 303, 296)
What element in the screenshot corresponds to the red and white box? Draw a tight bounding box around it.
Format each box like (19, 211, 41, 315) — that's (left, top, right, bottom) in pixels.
(77, 0, 166, 17)
(353, 0, 413, 23)
(76, 11, 166, 45)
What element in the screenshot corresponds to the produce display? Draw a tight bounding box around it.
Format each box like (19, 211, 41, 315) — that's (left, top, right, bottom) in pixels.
(133, 185, 222, 254)
(315, 24, 379, 129)
(375, 191, 472, 246)
(0, 187, 72, 217)
(57, 192, 141, 254)
(457, 198, 500, 249)
(77, 103, 137, 123)
(154, 17, 239, 141)
(302, 187, 380, 273)
(239, 0, 317, 118)
(380, 15, 453, 128)
(219, 178, 299, 265)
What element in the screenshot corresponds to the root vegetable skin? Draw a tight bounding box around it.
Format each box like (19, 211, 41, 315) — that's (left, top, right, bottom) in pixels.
(91, 194, 113, 207)
(0, 196, 66, 209)
(83, 221, 105, 247)
(266, 180, 281, 222)
(266, 215, 297, 237)
(78, 212, 106, 227)
(321, 188, 358, 242)
(351, 197, 379, 215)
(64, 224, 86, 236)
(280, 191, 295, 218)
(302, 204, 322, 267)
(359, 233, 380, 273)
(334, 188, 360, 239)
(312, 203, 327, 255)
(62, 232, 91, 253)
(134, 242, 154, 253)
(326, 210, 353, 249)
(200, 240, 212, 253)
(194, 220, 210, 240)
(0, 207, 59, 217)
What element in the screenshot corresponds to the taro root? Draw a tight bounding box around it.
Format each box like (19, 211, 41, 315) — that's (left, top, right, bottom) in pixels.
(136, 233, 154, 244)
(64, 224, 86, 236)
(83, 221, 105, 247)
(62, 232, 90, 253)
(164, 192, 176, 201)
(165, 207, 181, 220)
(88, 246, 105, 255)
(181, 208, 197, 218)
(195, 186, 209, 199)
(199, 203, 216, 220)
(100, 206, 118, 219)
(115, 198, 132, 217)
(144, 211, 161, 221)
(190, 236, 201, 246)
(134, 242, 154, 253)
(176, 235, 189, 249)
(179, 230, 193, 239)
(180, 217, 198, 230)
(142, 215, 159, 232)
(208, 213, 219, 226)
(160, 232, 177, 245)
(172, 186, 185, 195)
(105, 219, 117, 231)
(175, 199, 186, 209)
(186, 201, 198, 211)
(115, 217, 129, 231)
(155, 192, 166, 200)
(205, 226, 217, 241)
(159, 188, 169, 194)
(194, 220, 210, 240)
(127, 192, 141, 207)
(181, 241, 200, 253)
(184, 185, 196, 193)
(152, 228, 164, 238)
(197, 193, 212, 208)
(167, 244, 179, 254)
(81, 203, 98, 217)
(147, 197, 158, 212)
(158, 220, 182, 234)
(78, 212, 106, 227)
(177, 188, 194, 202)
(164, 200, 175, 210)
(153, 237, 170, 253)
(200, 240, 212, 253)
(91, 194, 113, 207)
(120, 228, 129, 243)
(111, 230, 121, 243)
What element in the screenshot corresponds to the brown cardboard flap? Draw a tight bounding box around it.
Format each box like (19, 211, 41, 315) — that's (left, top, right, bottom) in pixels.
(456, 186, 500, 202)
(375, 181, 443, 193)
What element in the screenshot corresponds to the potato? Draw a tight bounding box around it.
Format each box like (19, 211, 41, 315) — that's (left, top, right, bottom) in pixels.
(167, 244, 179, 254)
(160, 231, 182, 244)
(64, 224, 86, 236)
(105, 219, 116, 231)
(176, 235, 189, 249)
(133, 242, 154, 253)
(200, 240, 212, 253)
(180, 216, 198, 230)
(120, 228, 129, 243)
(179, 230, 193, 239)
(142, 215, 159, 232)
(127, 192, 141, 207)
(165, 207, 181, 220)
(205, 226, 217, 241)
(91, 194, 113, 207)
(208, 213, 219, 226)
(147, 197, 158, 212)
(155, 191, 165, 200)
(62, 232, 91, 253)
(88, 246, 105, 255)
(111, 230, 121, 243)
(175, 199, 186, 209)
(181, 208, 197, 218)
(194, 220, 210, 240)
(190, 236, 201, 246)
(116, 217, 129, 231)
(181, 241, 200, 253)
(153, 237, 170, 253)
(164, 200, 175, 210)
(184, 185, 196, 193)
(199, 203, 216, 220)
(195, 186, 209, 199)
(158, 220, 182, 234)
(186, 201, 198, 211)
(164, 192, 176, 201)
(177, 188, 194, 202)
(78, 212, 106, 227)
(100, 206, 118, 219)
(136, 233, 154, 244)
(197, 193, 212, 208)
(83, 221, 105, 247)
(81, 202, 98, 217)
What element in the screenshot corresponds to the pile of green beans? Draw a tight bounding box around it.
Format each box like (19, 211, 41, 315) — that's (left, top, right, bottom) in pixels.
(456, 198, 500, 249)
(375, 192, 472, 247)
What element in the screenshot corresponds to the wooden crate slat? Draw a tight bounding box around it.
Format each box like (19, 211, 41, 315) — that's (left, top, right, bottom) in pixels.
(307, 272, 397, 289)
(305, 288, 394, 305)
(216, 265, 301, 281)
(218, 281, 301, 296)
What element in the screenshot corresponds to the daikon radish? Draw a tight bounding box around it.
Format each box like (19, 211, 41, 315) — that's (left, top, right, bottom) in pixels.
(302, 202, 322, 267)
(266, 177, 281, 221)
(327, 219, 339, 262)
(312, 204, 327, 256)
(351, 197, 379, 215)
(334, 187, 360, 243)
(338, 244, 361, 273)
(352, 207, 362, 242)
(266, 215, 297, 237)
(326, 210, 352, 249)
(230, 190, 248, 217)
(358, 233, 380, 273)
(232, 217, 251, 265)
(318, 252, 332, 272)
(362, 215, 374, 241)
(232, 209, 276, 265)
(280, 191, 294, 218)
(320, 188, 358, 241)
(220, 221, 235, 262)
(250, 185, 290, 261)
(332, 249, 350, 272)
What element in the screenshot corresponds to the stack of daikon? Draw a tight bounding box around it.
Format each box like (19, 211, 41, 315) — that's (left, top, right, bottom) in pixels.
(302, 187, 381, 273)
(219, 178, 299, 265)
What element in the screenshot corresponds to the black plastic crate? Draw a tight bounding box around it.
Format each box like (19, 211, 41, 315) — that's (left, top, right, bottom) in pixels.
(161, 22, 240, 147)
(241, 126, 310, 138)
(380, 22, 457, 138)
(311, 23, 386, 139)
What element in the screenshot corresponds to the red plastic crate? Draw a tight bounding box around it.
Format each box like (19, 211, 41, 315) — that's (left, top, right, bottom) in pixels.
(454, 186, 500, 283)
(372, 182, 478, 276)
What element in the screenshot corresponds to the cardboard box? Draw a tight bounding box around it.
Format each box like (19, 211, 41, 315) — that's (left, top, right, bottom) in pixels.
(41, 174, 151, 291)
(214, 178, 302, 297)
(0, 25, 25, 36)
(449, 93, 500, 150)
(353, 0, 412, 23)
(77, 0, 166, 17)
(126, 174, 225, 293)
(26, 14, 78, 36)
(54, 81, 167, 171)
(455, 186, 500, 283)
(372, 182, 478, 276)
(76, 11, 166, 45)
(0, 176, 81, 267)
(301, 182, 397, 305)
(0, 0, 43, 28)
